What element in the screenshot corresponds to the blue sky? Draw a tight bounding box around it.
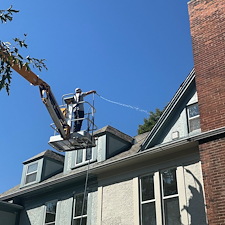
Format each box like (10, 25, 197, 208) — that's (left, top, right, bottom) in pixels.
(0, 0, 193, 193)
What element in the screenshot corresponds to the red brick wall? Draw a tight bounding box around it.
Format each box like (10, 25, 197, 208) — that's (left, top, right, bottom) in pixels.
(199, 136, 225, 224)
(188, 0, 225, 132)
(188, 0, 225, 224)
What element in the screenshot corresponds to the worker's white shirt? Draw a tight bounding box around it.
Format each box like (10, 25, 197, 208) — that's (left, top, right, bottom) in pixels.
(74, 92, 88, 111)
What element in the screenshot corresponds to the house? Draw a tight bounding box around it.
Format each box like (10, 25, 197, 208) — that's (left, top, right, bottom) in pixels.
(1, 0, 225, 224)
(0, 71, 207, 225)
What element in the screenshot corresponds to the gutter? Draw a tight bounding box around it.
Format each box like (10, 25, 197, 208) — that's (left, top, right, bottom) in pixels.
(189, 126, 225, 142)
(1, 126, 224, 201)
(0, 137, 197, 201)
(0, 200, 23, 211)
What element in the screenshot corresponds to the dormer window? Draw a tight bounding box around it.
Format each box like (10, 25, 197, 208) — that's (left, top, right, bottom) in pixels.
(25, 162, 38, 184)
(21, 160, 43, 187)
(75, 148, 94, 166)
(64, 126, 134, 173)
(65, 147, 97, 172)
(20, 150, 64, 188)
(187, 103, 200, 132)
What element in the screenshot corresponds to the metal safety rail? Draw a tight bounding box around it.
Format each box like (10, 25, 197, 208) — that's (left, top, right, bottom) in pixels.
(48, 93, 97, 152)
(49, 101, 97, 135)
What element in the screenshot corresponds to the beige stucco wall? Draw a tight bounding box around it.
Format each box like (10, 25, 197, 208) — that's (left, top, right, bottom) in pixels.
(101, 179, 134, 225)
(16, 151, 206, 225)
(96, 153, 206, 225)
(162, 91, 199, 144)
(184, 161, 207, 224)
(56, 197, 73, 225)
(87, 190, 98, 225)
(19, 205, 44, 225)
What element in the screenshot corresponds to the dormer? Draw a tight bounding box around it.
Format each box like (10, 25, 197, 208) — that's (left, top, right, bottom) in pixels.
(64, 126, 134, 173)
(20, 150, 64, 188)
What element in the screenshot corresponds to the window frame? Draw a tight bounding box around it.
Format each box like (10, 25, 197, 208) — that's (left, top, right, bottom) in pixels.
(186, 103, 201, 133)
(25, 162, 38, 184)
(75, 148, 93, 166)
(160, 168, 181, 225)
(71, 147, 97, 169)
(139, 167, 186, 225)
(139, 173, 156, 225)
(43, 200, 58, 225)
(21, 159, 43, 187)
(72, 193, 88, 225)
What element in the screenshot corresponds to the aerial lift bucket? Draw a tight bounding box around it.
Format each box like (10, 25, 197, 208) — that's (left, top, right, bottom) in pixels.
(49, 130, 96, 152)
(48, 94, 97, 152)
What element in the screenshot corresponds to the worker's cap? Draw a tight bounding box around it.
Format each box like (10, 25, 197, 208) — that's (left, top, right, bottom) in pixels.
(75, 88, 82, 93)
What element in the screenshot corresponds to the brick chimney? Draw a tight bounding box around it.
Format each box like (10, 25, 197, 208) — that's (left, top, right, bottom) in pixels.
(188, 0, 225, 224)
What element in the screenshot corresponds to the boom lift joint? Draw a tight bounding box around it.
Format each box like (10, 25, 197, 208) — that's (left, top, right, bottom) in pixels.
(0, 46, 96, 151)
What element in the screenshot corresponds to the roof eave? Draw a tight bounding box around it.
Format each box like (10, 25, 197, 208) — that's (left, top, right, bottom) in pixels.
(3, 124, 224, 201)
(141, 68, 195, 150)
(0, 136, 198, 201)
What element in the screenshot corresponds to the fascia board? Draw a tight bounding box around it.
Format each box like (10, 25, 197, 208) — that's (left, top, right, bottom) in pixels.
(0, 200, 23, 211)
(141, 69, 195, 150)
(2, 124, 223, 201)
(0, 137, 198, 201)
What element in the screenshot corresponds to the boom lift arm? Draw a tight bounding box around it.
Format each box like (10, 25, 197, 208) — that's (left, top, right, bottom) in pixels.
(0, 45, 70, 140)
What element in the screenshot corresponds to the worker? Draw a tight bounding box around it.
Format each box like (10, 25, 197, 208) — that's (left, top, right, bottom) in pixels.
(73, 88, 96, 132)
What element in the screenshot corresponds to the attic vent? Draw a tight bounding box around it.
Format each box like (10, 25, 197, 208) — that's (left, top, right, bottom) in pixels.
(172, 131, 179, 140)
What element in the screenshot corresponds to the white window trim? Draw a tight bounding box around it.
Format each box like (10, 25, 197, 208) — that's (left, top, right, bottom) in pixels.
(20, 159, 43, 187)
(139, 173, 156, 225)
(177, 166, 189, 225)
(139, 167, 189, 225)
(154, 171, 163, 225)
(71, 147, 97, 169)
(25, 162, 38, 184)
(76, 148, 93, 166)
(72, 193, 88, 225)
(187, 103, 201, 133)
(160, 168, 180, 225)
(133, 177, 139, 225)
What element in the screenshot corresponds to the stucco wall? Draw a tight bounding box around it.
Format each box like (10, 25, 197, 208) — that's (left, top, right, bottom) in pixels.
(56, 197, 73, 225)
(19, 205, 44, 225)
(15, 148, 205, 225)
(162, 91, 198, 144)
(101, 179, 134, 225)
(184, 161, 207, 224)
(87, 190, 98, 225)
(18, 187, 98, 225)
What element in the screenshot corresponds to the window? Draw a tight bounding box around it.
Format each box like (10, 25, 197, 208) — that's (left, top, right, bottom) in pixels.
(21, 160, 43, 187)
(72, 193, 88, 225)
(75, 148, 93, 166)
(25, 162, 38, 184)
(139, 168, 181, 225)
(140, 174, 156, 225)
(44, 201, 57, 225)
(187, 103, 200, 132)
(161, 168, 181, 225)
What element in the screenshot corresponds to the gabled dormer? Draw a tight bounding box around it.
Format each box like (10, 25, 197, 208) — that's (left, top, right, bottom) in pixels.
(20, 150, 64, 188)
(64, 125, 134, 173)
(141, 69, 200, 150)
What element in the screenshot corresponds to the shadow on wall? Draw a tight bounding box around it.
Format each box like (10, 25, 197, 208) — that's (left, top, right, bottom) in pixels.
(182, 169, 208, 225)
(19, 211, 31, 225)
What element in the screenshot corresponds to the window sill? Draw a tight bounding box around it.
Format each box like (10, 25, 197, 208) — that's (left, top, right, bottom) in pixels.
(71, 159, 96, 170)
